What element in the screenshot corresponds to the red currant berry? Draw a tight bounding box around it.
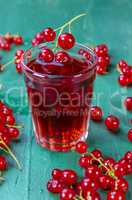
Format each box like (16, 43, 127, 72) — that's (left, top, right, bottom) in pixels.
(105, 115, 120, 132)
(0, 132, 11, 146)
(4, 32, 13, 44)
(42, 28, 56, 42)
(82, 51, 91, 60)
(96, 65, 107, 75)
(99, 175, 114, 190)
(126, 163, 132, 174)
(78, 48, 85, 55)
(75, 182, 83, 195)
(85, 165, 101, 179)
(75, 141, 88, 154)
(47, 179, 63, 193)
(15, 49, 24, 59)
(114, 163, 127, 177)
(118, 60, 128, 71)
(16, 64, 23, 73)
(105, 55, 111, 66)
(91, 149, 102, 159)
(103, 157, 115, 169)
(13, 35, 23, 45)
(35, 32, 44, 43)
(94, 44, 108, 57)
(1, 42, 11, 51)
(61, 169, 77, 185)
(114, 178, 128, 192)
(32, 38, 40, 46)
(124, 151, 132, 163)
(97, 56, 108, 68)
(124, 97, 132, 111)
(107, 190, 125, 200)
(1, 105, 12, 115)
(91, 106, 103, 121)
(39, 49, 54, 63)
(58, 33, 75, 50)
(0, 155, 7, 171)
(0, 112, 6, 125)
(79, 155, 92, 168)
(60, 188, 76, 200)
(8, 127, 20, 139)
(55, 51, 71, 63)
(52, 168, 62, 180)
(118, 74, 130, 86)
(128, 129, 132, 142)
(6, 115, 15, 125)
(81, 178, 99, 191)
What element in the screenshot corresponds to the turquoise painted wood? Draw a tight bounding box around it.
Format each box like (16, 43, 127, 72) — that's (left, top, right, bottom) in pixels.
(0, 0, 131, 199)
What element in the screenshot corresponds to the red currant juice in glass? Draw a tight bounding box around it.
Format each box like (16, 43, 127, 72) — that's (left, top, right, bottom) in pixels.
(24, 54, 96, 151)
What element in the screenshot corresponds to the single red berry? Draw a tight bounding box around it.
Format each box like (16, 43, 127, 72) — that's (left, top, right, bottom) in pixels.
(16, 64, 23, 73)
(52, 168, 62, 180)
(128, 129, 132, 142)
(55, 51, 71, 63)
(4, 32, 13, 44)
(114, 163, 127, 177)
(94, 44, 108, 57)
(114, 178, 128, 192)
(91, 149, 103, 159)
(118, 60, 128, 71)
(39, 49, 54, 63)
(8, 127, 20, 139)
(1, 105, 12, 115)
(0, 112, 6, 125)
(81, 177, 99, 191)
(124, 97, 132, 111)
(15, 49, 24, 59)
(79, 155, 92, 168)
(85, 165, 101, 179)
(124, 151, 132, 163)
(82, 51, 91, 60)
(96, 65, 107, 75)
(13, 35, 23, 45)
(97, 56, 108, 68)
(61, 169, 77, 185)
(0, 155, 7, 171)
(118, 74, 130, 86)
(75, 141, 88, 154)
(47, 179, 63, 193)
(99, 175, 114, 191)
(35, 32, 44, 43)
(126, 163, 132, 174)
(107, 190, 125, 200)
(91, 106, 103, 121)
(60, 188, 76, 200)
(58, 33, 75, 50)
(6, 115, 15, 125)
(1, 42, 11, 51)
(105, 115, 120, 132)
(0, 132, 11, 146)
(42, 28, 56, 42)
(32, 38, 40, 46)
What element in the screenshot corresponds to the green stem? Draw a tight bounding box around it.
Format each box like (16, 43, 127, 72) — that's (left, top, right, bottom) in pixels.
(1, 59, 14, 71)
(6, 124, 24, 129)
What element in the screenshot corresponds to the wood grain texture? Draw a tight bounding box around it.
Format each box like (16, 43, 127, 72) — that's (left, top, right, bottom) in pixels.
(0, 0, 131, 199)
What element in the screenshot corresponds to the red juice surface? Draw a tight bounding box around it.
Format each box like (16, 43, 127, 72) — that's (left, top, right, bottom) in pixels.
(25, 56, 96, 151)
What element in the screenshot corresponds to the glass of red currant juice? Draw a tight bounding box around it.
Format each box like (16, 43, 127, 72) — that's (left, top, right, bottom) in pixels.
(22, 43, 97, 151)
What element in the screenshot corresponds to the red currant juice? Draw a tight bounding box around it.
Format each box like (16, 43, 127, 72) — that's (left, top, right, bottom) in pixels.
(25, 57, 96, 151)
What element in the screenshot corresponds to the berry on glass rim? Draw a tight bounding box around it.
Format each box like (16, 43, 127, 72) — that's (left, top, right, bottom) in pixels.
(91, 106, 103, 121)
(124, 97, 132, 111)
(39, 49, 54, 63)
(61, 169, 77, 185)
(128, 129, 132, 142)
(75, 141, 88, 154)
(58, 33, 75, 50)
(107, 190, 125, 200)
(51, 168, 62, 180)
(55, 51, 71, 63)
(105, 115, 120, 132)
(47, 179, 63, 193)
(0, 155, 7, 171)
(42, 27, 56, 42)
(60, 188, 76, 200)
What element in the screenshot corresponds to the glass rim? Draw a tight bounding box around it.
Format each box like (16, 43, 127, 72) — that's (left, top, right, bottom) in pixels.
(21, 42, 97, 79)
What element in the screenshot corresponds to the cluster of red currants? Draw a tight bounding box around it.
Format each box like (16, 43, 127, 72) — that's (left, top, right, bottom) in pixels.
(14, 49, 25, 73)
(0, 100, 21, 180)
(94, 44, 111, 75)
(90, 106, 132, 142)
(117, 60, 132, 87)
(47, 141, 132, 200)
(0, 33, 23, 51)
(32, 27, 76, 64)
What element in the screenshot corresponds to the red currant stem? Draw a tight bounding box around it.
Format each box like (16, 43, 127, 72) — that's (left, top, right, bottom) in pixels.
(6, 124, 24, 129)
(116, 64, 121, 73)
(1, 59, 14, 71)
(69, 23, 72, 33)
(0, 138, 21, 170)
